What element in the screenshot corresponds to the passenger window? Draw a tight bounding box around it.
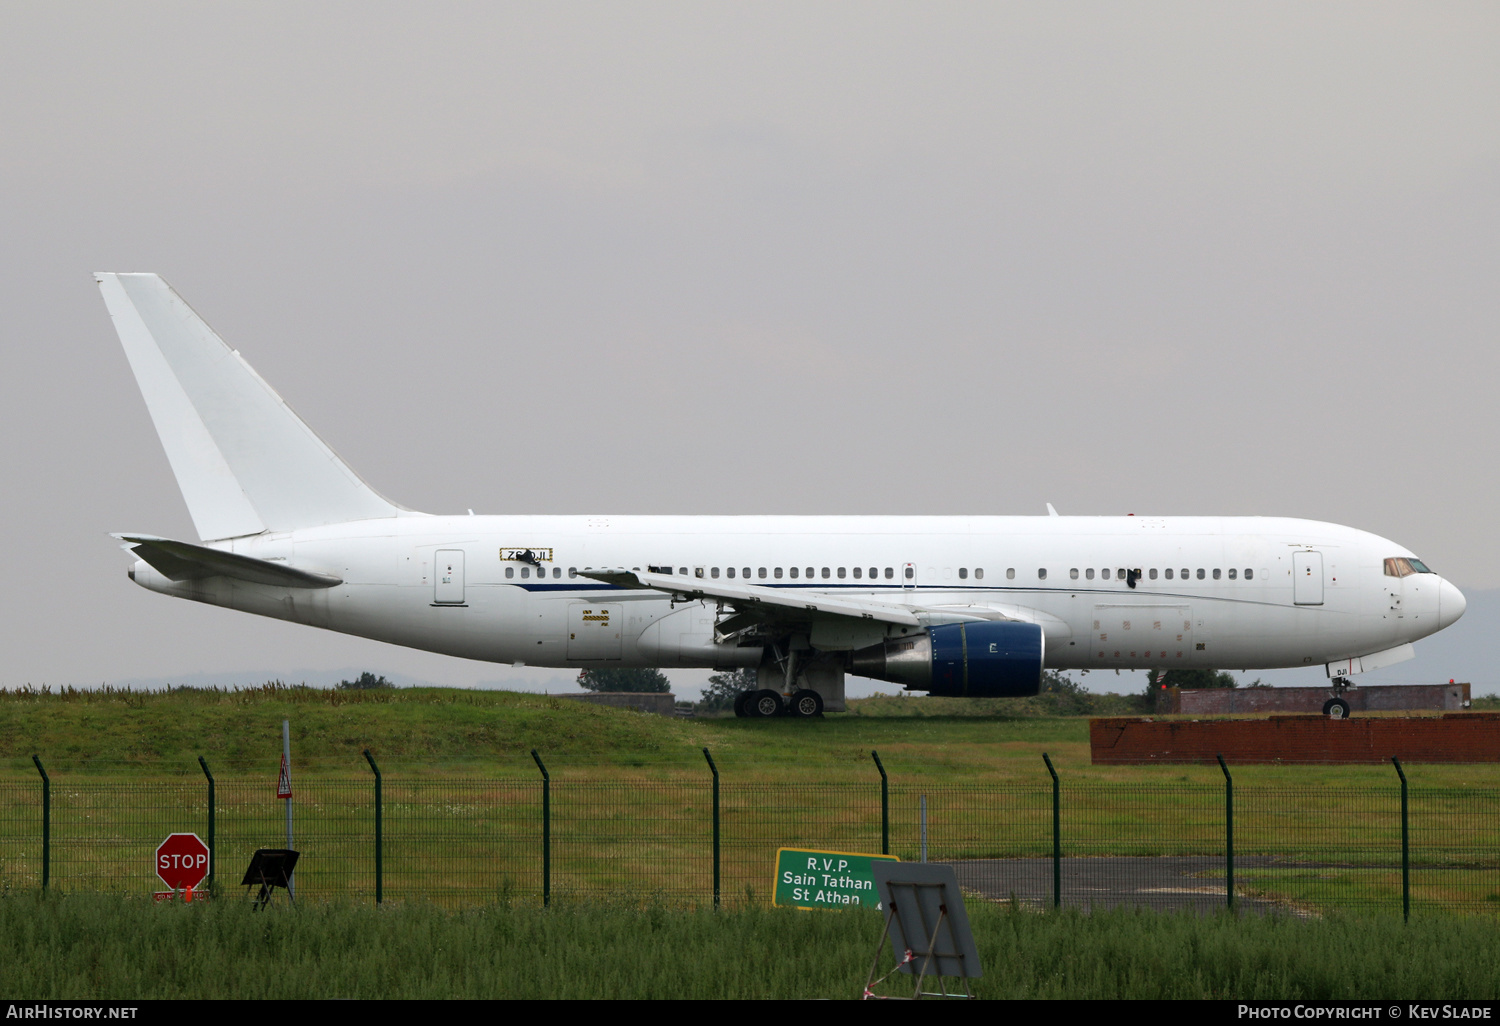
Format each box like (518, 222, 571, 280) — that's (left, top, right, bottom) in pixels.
(520, 567, 530, 579)
(838, 567, 846, 579)
(1086, 568, 1095, 580)
(554, 567, 561, 579)
(789, 567, 799, 579)
(1069, 568, 1079, 580)
(1164, 568, 1173, 580)
(505, 567, 514, 579)
(822, 568, 831, 579)
(1213, 568, 1221, 580)
(1149, 568, 1158, 580)
(1006, 568, 1015, 580)
(886, 568, 894, 579)
(711, 567, 720, 579)
(727, 567, 735, 579)
(1038, 568, 1048, 580)
(854, 567, 863, 579)
(960, 568, 968, 580)
(774, 568, 783, 579)
(1227, 568, 1236, 580)
(569, 568, 577, 579)
(974, 568, 983, 580)
(1102, 568, 1111, 580)
(758, 568, 767, 579)
(1245, 569, 1253, 580)
(904, 567, 915, 580)
(1197, 569, 1205, 580)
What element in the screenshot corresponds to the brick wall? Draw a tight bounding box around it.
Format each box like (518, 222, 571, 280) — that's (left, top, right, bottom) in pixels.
(555, 692, 677, 716)
(1159, 683, 1470, 715)
(1091, 712, 1500, 764)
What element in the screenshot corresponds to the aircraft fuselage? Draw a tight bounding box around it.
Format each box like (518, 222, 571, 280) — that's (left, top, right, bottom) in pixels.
(127, 513, 1463, 676)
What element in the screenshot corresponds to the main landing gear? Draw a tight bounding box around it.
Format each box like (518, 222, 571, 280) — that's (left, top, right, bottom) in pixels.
(732, 688, 824, 718)
(1323, 676, 1353, 719)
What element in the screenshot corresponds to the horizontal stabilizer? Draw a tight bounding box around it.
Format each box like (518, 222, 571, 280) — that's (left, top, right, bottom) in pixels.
(115, 534, 342, 589)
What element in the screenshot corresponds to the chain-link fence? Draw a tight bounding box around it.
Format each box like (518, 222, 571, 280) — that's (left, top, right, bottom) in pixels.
(4, 754, 1499, 916)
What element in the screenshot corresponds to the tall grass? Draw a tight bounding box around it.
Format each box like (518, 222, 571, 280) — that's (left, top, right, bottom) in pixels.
(2, 892, 1498, 999)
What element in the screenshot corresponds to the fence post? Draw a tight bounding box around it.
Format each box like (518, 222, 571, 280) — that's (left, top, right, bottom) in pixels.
(31, 755, 48, 891)
(1042, 752, 1060, 909)
(1392, 756, 1409, 922)
(703, 748, 720, 908)
(1218, 754, 1233, 911)
(871, 751, 889, 856)
(363, 749, 382, 905)
(531, 749, 550, 907)
(197, 756, 215, 893)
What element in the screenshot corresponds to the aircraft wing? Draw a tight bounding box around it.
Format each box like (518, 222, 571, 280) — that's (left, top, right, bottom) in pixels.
(575, 568, 1072, 648)
(579, 568, 924, 626)
(114, 533, 343, 589)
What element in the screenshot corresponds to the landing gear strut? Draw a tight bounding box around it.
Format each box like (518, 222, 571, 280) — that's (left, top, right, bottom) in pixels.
(1323, 676, 1353, 719)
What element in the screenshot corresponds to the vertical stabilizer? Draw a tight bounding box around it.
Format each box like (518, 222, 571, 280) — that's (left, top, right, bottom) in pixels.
(97, 273, 402, 539)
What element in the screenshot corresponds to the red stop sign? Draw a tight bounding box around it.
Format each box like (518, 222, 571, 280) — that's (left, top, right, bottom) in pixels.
(156, 832, 210, 890)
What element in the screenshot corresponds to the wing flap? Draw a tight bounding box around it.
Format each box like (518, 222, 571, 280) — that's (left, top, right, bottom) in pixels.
(115, 533, 342, 589)
(575, 568, 924, 626)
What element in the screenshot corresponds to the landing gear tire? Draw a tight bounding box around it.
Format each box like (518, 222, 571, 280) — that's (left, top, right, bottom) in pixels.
(1323, 698, 1351, 719)
(748, 689, 783, 718)
(790, 689, 824, 718)
(733, 691, 753, 718)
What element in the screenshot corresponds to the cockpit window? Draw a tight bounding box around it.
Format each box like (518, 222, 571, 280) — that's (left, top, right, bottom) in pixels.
(1384, 557, 1435, 577)
(1408, 558, 1433, 574)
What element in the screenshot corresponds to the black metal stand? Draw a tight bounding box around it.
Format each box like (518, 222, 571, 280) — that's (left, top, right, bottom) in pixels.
(242, 848, 299, 909)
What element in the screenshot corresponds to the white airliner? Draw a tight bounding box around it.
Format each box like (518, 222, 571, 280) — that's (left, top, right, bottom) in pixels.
(98, 273, 1466, 718)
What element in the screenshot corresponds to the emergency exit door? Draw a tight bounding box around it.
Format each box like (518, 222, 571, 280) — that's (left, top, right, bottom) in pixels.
(434, 550, 465, 605)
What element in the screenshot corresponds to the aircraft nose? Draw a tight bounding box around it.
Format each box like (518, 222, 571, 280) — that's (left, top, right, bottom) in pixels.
(1439, 578, 1467, 629)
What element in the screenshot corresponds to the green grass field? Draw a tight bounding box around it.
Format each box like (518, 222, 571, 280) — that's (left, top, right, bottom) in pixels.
(5, 682, 1497, 785)
(4, 685, 1500, 918)
(4, 892, 1500, 999)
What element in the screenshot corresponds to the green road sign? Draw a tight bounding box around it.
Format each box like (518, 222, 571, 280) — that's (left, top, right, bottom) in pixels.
(774, 848, 898, 909)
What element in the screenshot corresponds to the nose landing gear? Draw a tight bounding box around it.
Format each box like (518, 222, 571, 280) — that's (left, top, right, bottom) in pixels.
(1323, 676, 1354, 719)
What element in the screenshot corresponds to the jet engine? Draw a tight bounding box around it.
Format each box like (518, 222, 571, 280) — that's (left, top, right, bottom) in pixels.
(850, 621, 1044, 697)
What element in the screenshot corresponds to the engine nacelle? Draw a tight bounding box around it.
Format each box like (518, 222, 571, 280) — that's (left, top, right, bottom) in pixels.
(850, 621, 1044, 697)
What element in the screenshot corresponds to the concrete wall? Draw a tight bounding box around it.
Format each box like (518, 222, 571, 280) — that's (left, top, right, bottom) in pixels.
(1160, 683, 1470, 715)
(555, 692, 677, 716)
(1091, 712, 1500, 764)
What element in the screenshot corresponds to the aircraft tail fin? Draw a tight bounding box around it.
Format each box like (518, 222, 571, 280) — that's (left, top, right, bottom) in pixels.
(97, 273, 403, 540)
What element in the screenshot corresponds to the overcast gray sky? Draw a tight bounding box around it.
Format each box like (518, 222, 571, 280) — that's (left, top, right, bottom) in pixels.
(2, 3, 1496, 695)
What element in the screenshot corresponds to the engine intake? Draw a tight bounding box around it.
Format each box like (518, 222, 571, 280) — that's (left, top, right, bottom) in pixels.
(850, 621, 1044, 697)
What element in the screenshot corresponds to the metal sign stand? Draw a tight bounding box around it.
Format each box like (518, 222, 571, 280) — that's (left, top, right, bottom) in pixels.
(242, 848, 300, 910)
(863, 863, 982, 1000)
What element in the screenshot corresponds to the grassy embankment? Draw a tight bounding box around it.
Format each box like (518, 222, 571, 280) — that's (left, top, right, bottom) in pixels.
(4, 682, 1496, 785)
(3, 685, 1498, 915)
(3, 891, 1500, 999)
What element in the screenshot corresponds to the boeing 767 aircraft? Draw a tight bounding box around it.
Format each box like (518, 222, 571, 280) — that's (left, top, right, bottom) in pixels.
(98, 273, 1466, 718)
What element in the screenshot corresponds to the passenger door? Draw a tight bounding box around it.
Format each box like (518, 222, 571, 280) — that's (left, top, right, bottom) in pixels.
(1293, 551, 1324, 606)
